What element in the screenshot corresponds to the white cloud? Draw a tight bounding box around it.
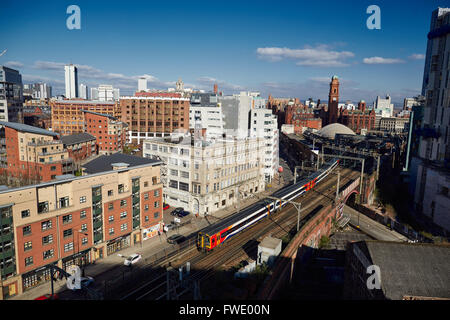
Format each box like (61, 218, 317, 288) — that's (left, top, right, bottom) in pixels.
(363, 57, 405, 64)
(4, 61, 24, 69)
(196, 76, 245, 92)
(256, 45, 355, 67)
(409, 53, 425, 60)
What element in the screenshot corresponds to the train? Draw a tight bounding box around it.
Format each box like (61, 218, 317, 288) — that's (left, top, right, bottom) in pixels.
(196, 159, 339, 252)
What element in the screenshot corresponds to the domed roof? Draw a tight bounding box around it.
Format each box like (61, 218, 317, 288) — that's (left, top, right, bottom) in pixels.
(332, 75, 339, 80)
(317, 123, 356, 139)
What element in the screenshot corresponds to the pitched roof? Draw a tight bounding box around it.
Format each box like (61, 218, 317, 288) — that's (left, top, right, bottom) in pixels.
(82, 110, 117, 120)
(0, 121, 59, 137)
(356, 241, 450, 299)
(82, 153, 161, 174)
(60, 132, 96, 145)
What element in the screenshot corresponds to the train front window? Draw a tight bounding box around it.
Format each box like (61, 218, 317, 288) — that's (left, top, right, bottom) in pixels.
(205, 235, 210, 248)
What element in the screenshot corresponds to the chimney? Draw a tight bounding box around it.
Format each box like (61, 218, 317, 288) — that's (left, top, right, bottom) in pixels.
(214, 83, 218, 94)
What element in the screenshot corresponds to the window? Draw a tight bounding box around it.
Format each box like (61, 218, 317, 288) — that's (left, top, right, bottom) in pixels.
(144, 181, 148, 187)
(81, 237, 88, 245)
(120, 211, 127, 219)
(59, 196, 69, 208)
(38, 201, 49, 214)
(24, 241, 32, 251)
(42, 235, 53, 245)
(51, 166, 56, 171)
(179, 182, 189, 191)
(79, 196, 86, 204)
(154, 201, 159, 208)
(144, 193, 149, 200)
(120, 199, 127, 207)
(43, 249, 54, 260)
(108, 190, 113, 197)
(81, 224, 87, 232)
(63, 229, 72, 238)
(80, 210, 86, 219)
(109, 228, 114, 235)
(21, 209, 30, 218)
(120, 223, 127, 232)
(154, 212, 159, 219)
(108, 203, 114, 210)
(62, 214, 72, 224)
(25, 256, 33, 266)
(169, 180, 178, 189)
(144, 204, 149, 211)
(109, 215, 114, 223)
(64, 242, 74, 252)
(118, 184, 124, 193)
(145, 216, 149, 222)
(154, 190, 159, 197)
(41, 220, 52, 231)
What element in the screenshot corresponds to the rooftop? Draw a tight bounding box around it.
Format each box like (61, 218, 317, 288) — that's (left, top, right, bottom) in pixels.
(82, 153, 161, 174)
(82, 110, 118, 120)
(317, 123, 356, 140)
(0, 121, 59, 137)
(60, 132, 96, 145)
(354, 241, 450, 300)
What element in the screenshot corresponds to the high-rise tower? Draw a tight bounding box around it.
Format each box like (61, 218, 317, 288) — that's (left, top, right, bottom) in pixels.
(64, 64, 78, 99)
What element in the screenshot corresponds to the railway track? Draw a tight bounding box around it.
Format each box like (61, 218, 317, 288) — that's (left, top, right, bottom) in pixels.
(119, 166, 359, 300)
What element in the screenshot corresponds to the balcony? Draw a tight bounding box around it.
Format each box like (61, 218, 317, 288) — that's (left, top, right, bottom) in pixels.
(93, 219, 103, 230)
(0, 248, 14, 260)
(0, 232, 13, 243)
(28, 140, 61, 147)
(0, 263, 15, 277)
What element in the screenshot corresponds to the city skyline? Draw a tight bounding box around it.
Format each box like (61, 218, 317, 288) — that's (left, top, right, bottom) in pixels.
(0, 0, 443, 103)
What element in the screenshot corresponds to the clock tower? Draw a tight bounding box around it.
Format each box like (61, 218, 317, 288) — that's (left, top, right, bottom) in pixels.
(327, 75, 340, 125)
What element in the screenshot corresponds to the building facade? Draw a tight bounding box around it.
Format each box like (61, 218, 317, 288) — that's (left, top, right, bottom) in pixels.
(60, 133, 98, 165)
(143, 136, 265, 216)
(0, 155, 163, 299)
(0, 66, 23, 123)
(83, 110, 127, 154)
(51, 100, 120, 135)
(412, 7, 450, 233)
(0, 121, 73, 183)
(119, 94, 190, 144)
(189, 92, 224, 139)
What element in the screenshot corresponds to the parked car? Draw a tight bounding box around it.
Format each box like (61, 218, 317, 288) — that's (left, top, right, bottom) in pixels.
(163, 223, 175, 232)
(34, 293, 59, 300)
(167, 234, 186, 244)
(123, 253, 142, 266)
(80, 276, 94, 287)
(171, 207, 184, 216)
(163, 203, 170, 210)
(176, 210, 190, 218)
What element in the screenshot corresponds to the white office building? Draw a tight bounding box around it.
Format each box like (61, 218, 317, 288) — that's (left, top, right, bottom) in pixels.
(143, 136, 265, 216)
(373, 95, 394, 117)
(138, 77, 147, 92)
(250, 107, 279, 182)
(79, 83, 88, 99)
(91, 85, 120, 101)
(189, 93, 224, 139)
(64, 64, 78, 99)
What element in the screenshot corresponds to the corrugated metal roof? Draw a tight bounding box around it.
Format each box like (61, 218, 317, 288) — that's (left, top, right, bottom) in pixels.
(0, 121, 59, 137)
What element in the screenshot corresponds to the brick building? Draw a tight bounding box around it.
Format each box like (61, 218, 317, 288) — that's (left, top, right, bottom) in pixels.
(0, 154, 163, 299)
(339, 101, 376, 134)
(0, 121, 73, 183)
(82, 110, 127, 154)
(51, 100, 120, 136)
(285, 104, 322, 133)
(119, 94, 190, 144)
(60, 132, 98, 164)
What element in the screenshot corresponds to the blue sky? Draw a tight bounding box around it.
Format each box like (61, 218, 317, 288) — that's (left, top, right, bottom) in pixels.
(0, 0, 446, 104)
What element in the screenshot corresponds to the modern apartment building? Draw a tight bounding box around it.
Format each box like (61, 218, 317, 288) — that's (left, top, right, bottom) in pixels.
(119, 94, 190, 144)
(50, 100, 120, 135)
(143, 136, 265, 216)
(0, 66, 23, 123)
(64, 64, 78, 99)
(60, 132, 97, 164)
(0, 121, 73, 183)
(373, 95, 394, 118)
(412, 7, 450, 233)
(0, 154, 163, 299)
(23, 83, 52, 100)
(79, 84, 88, 100)
(83, 110, 127, 154)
